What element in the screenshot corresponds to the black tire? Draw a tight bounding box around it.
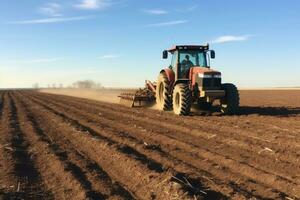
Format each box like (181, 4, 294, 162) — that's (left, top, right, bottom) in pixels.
(220, 83, 239, 114)
(172, 83, 192, 115)
(156, 73, 172, 110)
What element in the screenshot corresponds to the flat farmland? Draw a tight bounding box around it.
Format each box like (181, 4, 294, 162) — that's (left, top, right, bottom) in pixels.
(0, 90, 299, 200)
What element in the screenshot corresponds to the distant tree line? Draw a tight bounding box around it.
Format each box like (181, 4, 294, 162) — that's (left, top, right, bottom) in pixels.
(33, 80, 102, 89)
(72, 80, 102, 89)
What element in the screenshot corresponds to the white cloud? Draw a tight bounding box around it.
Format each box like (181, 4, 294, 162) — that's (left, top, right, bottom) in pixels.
(142, 9, 168, 15)
(75, 0, 111, 10)
(175, 4, 198, 13)
(142, 5, 197, 15)
(98, 54, 121, 59)
(184, 5, 198, 12)
(8, 16, 92, 25)
(145, 20, 188, 27)
(211, 35, 253, 44)
(39, 3, 62, 17)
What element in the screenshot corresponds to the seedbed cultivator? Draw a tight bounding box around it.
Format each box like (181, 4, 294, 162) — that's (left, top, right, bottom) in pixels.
(119, 81, 156, 107)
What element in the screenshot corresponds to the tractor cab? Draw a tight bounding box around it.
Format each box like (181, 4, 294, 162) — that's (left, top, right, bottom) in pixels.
(163, 45, 215, 79)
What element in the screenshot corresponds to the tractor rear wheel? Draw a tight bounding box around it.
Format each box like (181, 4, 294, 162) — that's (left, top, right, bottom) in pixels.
(156, 73, 172, 110)
(220, 83, 239, 114)
(172, 83, 192, 115)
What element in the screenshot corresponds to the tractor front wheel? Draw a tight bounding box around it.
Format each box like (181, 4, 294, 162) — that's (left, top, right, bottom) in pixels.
(172, 83, 192, 115)
(156, 73, 172, 110)
(220, 83, 239, 114)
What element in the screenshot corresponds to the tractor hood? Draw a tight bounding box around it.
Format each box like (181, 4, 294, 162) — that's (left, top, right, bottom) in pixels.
(190, 66, 222, 89)
(190, 66, 221, 77)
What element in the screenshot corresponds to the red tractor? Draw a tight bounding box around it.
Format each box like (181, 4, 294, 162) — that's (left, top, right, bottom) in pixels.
(119, 44, 239, 115)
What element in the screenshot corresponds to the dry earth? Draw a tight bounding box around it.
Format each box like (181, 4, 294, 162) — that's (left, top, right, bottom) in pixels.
(0, 90, 300, 199)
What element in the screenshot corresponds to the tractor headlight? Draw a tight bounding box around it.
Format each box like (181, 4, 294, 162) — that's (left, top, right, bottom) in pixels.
(198, 74, 212, 78)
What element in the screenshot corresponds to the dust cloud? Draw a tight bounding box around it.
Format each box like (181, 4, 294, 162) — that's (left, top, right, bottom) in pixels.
(39, 88, 161, 110)
(39, 88, 135, 104)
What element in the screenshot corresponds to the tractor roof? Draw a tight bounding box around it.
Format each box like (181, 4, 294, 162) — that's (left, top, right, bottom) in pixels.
(167, 44, 209, 52)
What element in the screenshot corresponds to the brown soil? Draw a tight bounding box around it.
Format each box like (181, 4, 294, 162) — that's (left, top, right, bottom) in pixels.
(0, 90, 299, 199)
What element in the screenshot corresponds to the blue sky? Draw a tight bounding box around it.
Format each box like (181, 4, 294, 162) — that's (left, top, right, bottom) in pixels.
(0, 0, 299, 88)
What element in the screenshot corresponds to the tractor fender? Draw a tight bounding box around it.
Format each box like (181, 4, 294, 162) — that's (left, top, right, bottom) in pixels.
(160, 68, 175, 86)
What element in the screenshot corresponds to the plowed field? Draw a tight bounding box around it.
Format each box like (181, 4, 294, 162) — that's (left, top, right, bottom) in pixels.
(0, 90, 299, 200)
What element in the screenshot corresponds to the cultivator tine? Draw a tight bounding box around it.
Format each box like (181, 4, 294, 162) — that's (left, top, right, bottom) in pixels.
(119, 98, 135, 107)
(119, 93, 136, 107)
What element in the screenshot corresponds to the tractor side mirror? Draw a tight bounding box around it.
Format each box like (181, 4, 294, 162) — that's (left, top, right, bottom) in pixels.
(162, 50, 168, 59)
(210, 50, 215, 59)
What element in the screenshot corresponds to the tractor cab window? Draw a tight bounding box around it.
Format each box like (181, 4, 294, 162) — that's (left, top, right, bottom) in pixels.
(170, 51, 178, 70)
(178, 51, 208, 78)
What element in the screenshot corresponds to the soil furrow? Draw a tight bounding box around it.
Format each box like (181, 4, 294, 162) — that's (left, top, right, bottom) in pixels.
(0, 92, 17, 198)
(22, 92, 298, 198)
(36, 92, 300, 139)
(17, 92, 219, 200)
(63, 93, 300, 166)
(22, 93, 264, 199)
(2, 90, 299, 199)
(32, 92, 300, 161)
(0, 91, 4, 118)
(13, 92, 134, 200)
(0, 92, 51, 199)
(27, 92, 300, 188)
